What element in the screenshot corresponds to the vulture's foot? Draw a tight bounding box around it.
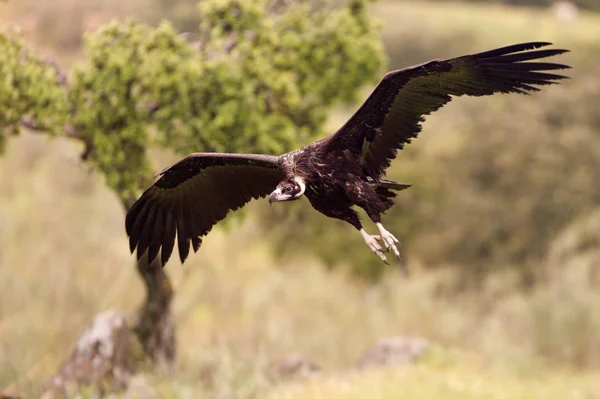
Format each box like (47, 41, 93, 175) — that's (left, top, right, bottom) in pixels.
(376, 223, 402, 261)
(360, 228, 388, 264)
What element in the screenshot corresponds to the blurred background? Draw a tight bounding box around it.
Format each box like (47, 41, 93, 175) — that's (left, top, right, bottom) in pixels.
(1, 0, 599, 398)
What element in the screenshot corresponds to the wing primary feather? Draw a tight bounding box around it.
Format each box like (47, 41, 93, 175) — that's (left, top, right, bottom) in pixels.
(147, 206, 165, 264)
(189, 199, 203, 253)
(161, 208, 177, 265)
(137, 205, 158, 260)
(469, 41, 552, 58)
(128, 199, 152, 253)
(485, 62, 570, 71)
(492, 71, 568, 82)
(189, 186, 210, 241)
(177, 191, 191, 263)
(191, 235, 202, 253)
(184, 181, 204, 254)
(125, 196, 146, 237)
(483, 49, 569, 63)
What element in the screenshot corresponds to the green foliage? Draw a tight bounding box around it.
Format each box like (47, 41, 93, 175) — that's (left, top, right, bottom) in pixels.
(4, 0, 384, 205)
(0, 31, 68, 152)
(68, 0, 383, 205)
(189, 0, 384, 153)
(70, 20, 201, 204)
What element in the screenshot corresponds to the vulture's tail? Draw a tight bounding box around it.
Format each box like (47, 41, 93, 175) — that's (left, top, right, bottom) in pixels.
(379, 179, 411, 191)
(367, 177, 411, 191)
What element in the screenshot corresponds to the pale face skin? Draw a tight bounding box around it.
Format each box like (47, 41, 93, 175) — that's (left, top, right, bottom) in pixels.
(268, 176, 306, 204)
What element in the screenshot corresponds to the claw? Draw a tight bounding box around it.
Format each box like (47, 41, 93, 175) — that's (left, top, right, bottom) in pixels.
(360, 228, 388, 263)
(375, 223, 408, 276)
(376, 223, 402, 260)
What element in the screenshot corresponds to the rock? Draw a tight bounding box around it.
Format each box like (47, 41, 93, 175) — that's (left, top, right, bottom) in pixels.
(40, 310, 142, 398)
(269, 354, 321, 380)
(356, 336, 429, 369)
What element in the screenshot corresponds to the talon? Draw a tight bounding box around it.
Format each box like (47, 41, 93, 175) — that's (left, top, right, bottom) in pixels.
(360, 228, 388, 263)
(376, 223, 402, 261)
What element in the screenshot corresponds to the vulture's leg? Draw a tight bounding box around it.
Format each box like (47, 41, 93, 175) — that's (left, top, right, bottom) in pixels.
(347, 181, 402, 262)
(376, 222, 401, 261)
(359, 228, 388, 264)
(309, 200, 390, 263)
(338, 208, 389, 263)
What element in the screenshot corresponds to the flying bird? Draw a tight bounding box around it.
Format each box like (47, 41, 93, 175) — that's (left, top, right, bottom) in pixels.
(126, 42, 570, 266)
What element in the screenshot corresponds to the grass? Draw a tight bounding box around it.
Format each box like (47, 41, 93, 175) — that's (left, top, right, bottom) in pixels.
(127, 349, 600, 399)
(266, 364, 600, 399)
(1, 1, 600, 398)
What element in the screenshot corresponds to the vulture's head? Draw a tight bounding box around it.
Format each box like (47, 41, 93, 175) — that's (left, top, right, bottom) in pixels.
(269, 177, 306, 204)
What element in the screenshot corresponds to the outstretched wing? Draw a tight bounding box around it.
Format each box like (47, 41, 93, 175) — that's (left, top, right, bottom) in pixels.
(126, 153, 283, 265)
(326, 42, 570, 178)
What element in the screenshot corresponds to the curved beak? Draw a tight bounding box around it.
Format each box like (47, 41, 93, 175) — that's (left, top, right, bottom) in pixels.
(268, 190, 280, 205)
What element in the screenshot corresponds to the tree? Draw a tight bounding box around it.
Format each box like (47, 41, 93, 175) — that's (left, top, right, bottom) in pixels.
(1, 0, 385, 392)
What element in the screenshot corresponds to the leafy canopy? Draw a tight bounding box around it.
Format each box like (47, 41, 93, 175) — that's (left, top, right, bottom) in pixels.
(0, 30, 68, 152)
(2, 0, 385, 205)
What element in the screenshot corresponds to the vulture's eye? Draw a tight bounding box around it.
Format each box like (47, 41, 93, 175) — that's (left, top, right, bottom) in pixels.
(284, 186, 293, 194)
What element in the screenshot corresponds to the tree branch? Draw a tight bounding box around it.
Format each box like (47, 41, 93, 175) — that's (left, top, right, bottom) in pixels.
(17, 116, 42, 131)
(19, 116, 80, 139)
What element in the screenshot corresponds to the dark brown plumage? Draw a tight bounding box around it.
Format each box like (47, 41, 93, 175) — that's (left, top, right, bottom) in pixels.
(126, 154, 283, 264)
(126, 42, 570, 265)
(327, 42, 570, 179)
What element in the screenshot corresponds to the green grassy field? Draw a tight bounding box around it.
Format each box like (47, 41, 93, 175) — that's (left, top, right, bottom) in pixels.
(266, 366, 599, 399)
(1, 1, 600, 398)
(140, 354, 600, 399)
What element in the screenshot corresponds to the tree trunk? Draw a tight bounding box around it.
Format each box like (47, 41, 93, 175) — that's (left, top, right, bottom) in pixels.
(132, 253, 176, 366)
(122, 196, 176, 367)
